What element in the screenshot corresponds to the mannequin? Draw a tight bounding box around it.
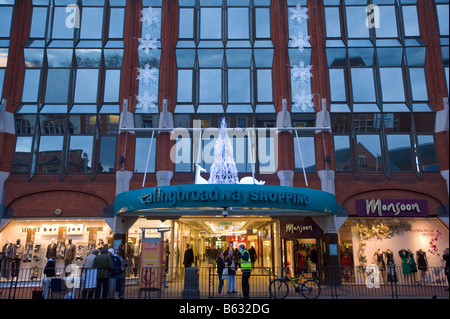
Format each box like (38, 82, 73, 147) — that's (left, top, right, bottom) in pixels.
(64, 239, 76, 272)
(1, 239, 14, 279)
(407, 249, 418, 283)
(385, 249, 397, 283)
(47, 239, 57, 259)
(416, 249, 428, 283)
(96, 239, 104, 250)
(374, 249, 386, 284)
(11, 239, 24, 278)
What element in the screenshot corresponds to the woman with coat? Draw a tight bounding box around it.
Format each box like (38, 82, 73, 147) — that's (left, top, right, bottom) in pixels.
(225, 249, 237, 293)
(216, 250, 225, 296)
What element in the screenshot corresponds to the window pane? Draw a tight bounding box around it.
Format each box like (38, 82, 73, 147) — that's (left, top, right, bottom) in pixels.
(259, 136, 276, 173)
(386, 134, 413, 172)
(175, 137, 191, 172)
(0, 6, 13, 37)
(134, 137, 156, 173)
(346, 7, 370, 38)
(98, 136, 116, 173)
(402, 6, 420, 37)
(38, 136, 64, 174)
(351, 68, 376, 102)
(109, 8, 124, 38)
(257, 69, 273, 102)
(329, 69, 346, 101)
(325, 7, 341, 38)
(104, 69, 121, 102)
(80, 8, 104, 39)
(228, 8, 249, 39)
(334, 135, 352, 172)
(177, 69, 193, 103)
(200, 8, 222, 39)
(255, 8, 270, 38)
(436, 4, 449, 36)
(294, 136, 316, 172)
(375, 6, 398, 38)
(356, 135, 383, 172)
(74, 69, 99, 103)
(30, 7, 48, 38)
(228, 69, 250, 103)
(52, 7, 75, 39)
(45, 69, 70, 103)
(380, 68, 405, 102)
(417, 135, 438, 172)
(22, 69, 41, 102)
(409, 68, 428, 101)
(12, 137, 34, 174)
(68, 136, 93, 173)
(179, 8, 194, 38)
(0, 69, 4, 96)
(200, 69, 222, 103)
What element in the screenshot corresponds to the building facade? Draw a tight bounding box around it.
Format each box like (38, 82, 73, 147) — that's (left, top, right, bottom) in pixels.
(0, 0, 448, 282)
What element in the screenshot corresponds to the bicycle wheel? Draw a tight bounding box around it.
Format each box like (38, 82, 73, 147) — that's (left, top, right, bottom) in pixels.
(301, 280, 321, 299)
(269, 279, 289, 299)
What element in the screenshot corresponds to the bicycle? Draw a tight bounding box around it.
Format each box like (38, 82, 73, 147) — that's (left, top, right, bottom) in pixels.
(269, 267, 321, 299)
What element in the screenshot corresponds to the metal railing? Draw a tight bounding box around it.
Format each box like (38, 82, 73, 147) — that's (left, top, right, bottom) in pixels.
(0, 266, 448, 299)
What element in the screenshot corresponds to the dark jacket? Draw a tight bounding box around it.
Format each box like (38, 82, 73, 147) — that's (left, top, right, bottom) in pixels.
(111, 254, 125, 277)
(44, 258, 56, 277)
(217, 256, 225, 275)
(183, 248, 194, 267)
(93, 247, 113, 278)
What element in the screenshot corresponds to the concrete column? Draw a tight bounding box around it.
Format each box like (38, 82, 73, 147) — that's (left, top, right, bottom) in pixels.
(156, 170, 173, 186)
(277, 170, 294, 187)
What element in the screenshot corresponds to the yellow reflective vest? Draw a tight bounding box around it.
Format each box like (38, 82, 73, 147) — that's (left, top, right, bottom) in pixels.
(240, 249, 252, 271)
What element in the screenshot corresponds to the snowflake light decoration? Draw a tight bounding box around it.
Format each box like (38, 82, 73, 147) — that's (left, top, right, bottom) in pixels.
(291, 61, 312, 82)
(291, 32, 311, 52)
(137, 64, 158, 85)
(141, 6, 159, 26)
(138, 33, 158, 55)
(136, 91, 157, 113)
(289, 3, 309, 24)
(293, 90, 314, 112)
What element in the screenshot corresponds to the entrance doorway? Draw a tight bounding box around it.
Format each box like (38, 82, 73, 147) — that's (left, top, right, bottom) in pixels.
(283, 238, 322, 278)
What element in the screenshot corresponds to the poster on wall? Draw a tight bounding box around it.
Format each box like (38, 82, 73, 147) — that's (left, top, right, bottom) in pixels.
(139, 229, 169, 291)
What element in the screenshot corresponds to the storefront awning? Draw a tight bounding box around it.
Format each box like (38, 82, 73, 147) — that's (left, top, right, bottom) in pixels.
(113, 184, 338, 217)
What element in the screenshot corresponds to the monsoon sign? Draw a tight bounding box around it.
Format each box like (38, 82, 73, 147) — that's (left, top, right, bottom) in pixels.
(113, 184, 338, 215)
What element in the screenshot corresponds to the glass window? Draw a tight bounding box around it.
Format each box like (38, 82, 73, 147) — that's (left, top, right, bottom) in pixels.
(386, 134, 413, 172)
(200, 8, 222, 39)
(134, 136, 157, 173)
(80, 8, 104, 39)
(104, 69, 121, 103)
(356, 135, 383, 173)
(109, 8, 124, 38)
(22, 70, 41, 103)
(257, 69, 273, 102)
(402, 6, 420, 37)
(0, 69, 4, 96)
(12, 137, 34, 174)
(329, 69, 346, 102)
(409, 68, 428, 101)
(346, 6, 370, 38)
(294, 136, 316, 172)
(228, 8, 249, 39)
(375, 6, 398, 38)
(228, 69, 250, 103)
(436, 4, 449, 36)
(175, 136, 191, 172)
(177, 70, 193, 103)
(255, 8, 270, 38)
(259, 135, 276, 174)
(416, 135, 438, 172)
(74, 69, 99, 103)
(325, 7, 341, 38)
(334, 135, 352, 172)
(29, 7, 48, 38)
(0, 6, 13, 38)
(351, 68, 376, 102)
(51, 6, 75, 39)
(45, 69, 70, 103)
(98, 136, 116, 173)
(37, 135, 64, 174)
(380, 68, 405, 102)
(200, 69, 222, 103)
(68, 135, 94, 173)
(179, 8, 194, 38)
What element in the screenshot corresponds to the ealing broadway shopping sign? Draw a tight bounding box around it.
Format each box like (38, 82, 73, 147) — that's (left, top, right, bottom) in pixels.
(113, 184, 338, 215)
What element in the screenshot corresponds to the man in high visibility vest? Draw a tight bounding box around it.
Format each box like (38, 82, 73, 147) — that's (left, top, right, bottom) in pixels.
(239, 244, 252, 299)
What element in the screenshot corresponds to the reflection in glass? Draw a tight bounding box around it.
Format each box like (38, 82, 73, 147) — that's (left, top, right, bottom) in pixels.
(329, 69, 346, 102)
(200, 69, 222, 103)
(51, 7, 75, 39)
(104, 70, 121, 103)
(0, 6, 13, 37)
(68, 136, 93, 173)
(346, 7, 370, 38)
(409, 68, 428, 101)
(80, 8, 104, 39)
(179, 8, 194, 38)
(255, 8, 270, 38)
(109, 8, 124, 38)
(386, 134, 413, 172)
(177, 70, 193, 103)
(228, 69, 250, 103)
(22, 70, 41, 102)
(228, 8, 249, 39)
(436, 4, 449, 36)
(200, 8, 222, 39)
(134, 137, 156, 173)
(402, 6, 420, 37)
(98, 136, 116, 173)
(37, 136, 64, 174)
(45, 69, 70, 103)
(12, 137, 34, 174)
(356, 135, 383, 172)
(30, 7, 48, 38)
(334, 135, 352, 172)
(325, 7, 341, 38)
(375, 6, 398, 38)
(74, 69, 99, 103)
(417, 135, 438, 172)
(257, 69, 273, 102)
(380, 68, 405, 102)
(351, 68, 376, 102)
(294, 136, 316, 172)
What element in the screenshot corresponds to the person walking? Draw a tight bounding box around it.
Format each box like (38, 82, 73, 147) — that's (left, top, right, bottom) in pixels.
(93, 246, 113, 299)
(249, 246, 257, 268)
(81, 249, 99, 299)
(225, 249, 237, 294)
(109, 248, 126, 299)
(216, 250, 226, 296)
(238, 244, 252, 299)
(183, 244, 194, 267)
